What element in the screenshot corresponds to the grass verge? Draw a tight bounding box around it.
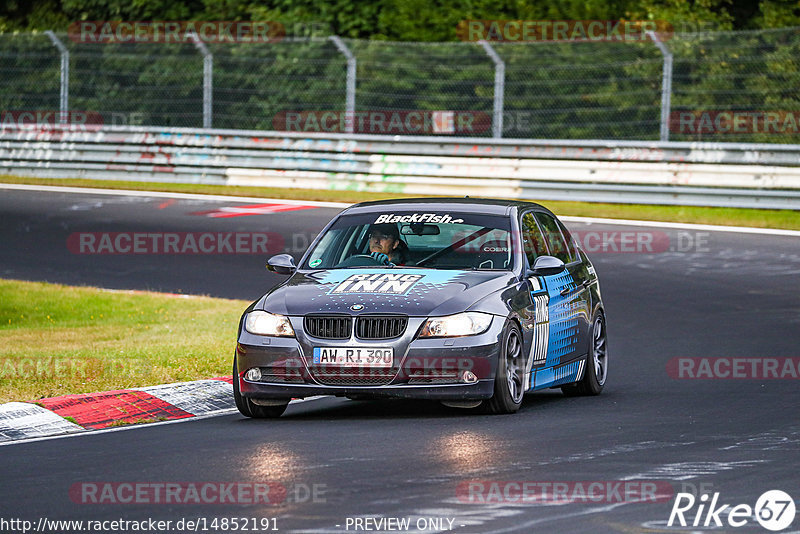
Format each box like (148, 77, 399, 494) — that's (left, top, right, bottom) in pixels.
(2, 175, 799, 231)
(0, 278, 247, 403)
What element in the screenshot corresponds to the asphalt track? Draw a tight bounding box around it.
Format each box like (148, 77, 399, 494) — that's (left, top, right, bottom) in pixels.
(1, 187, 799, 533)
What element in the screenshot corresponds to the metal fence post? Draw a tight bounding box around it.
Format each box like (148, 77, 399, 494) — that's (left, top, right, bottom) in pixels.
(189, 33, 213, 129)
(478, 40, 505, 139)
(329, 36, 356, 134)
(647, 30, 673, 142)
(44, 31, 69, 125)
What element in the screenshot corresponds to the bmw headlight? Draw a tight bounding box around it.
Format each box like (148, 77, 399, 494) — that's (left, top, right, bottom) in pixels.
(244, 311, 295, 337)
(419, 312, 493, 337)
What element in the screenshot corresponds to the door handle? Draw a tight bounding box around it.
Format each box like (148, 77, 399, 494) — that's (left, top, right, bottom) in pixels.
(562, 281, 590, 296)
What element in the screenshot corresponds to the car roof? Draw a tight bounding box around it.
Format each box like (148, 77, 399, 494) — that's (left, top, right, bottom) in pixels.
(344, 197, 552, 217)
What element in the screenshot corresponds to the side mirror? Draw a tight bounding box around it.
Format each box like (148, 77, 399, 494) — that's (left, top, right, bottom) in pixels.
(266, 254, 296, 275)
(529, 255, 565, 277)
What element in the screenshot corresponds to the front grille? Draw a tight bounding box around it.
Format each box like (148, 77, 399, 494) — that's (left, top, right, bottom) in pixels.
(304, 316, 352, 339)
(355, 315, 408, 340)
(310, 369, 396, 386)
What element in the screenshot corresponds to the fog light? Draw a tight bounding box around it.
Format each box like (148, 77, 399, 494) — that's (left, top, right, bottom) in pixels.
(461, 370, 478, 384)
(245, 367, 262, 381)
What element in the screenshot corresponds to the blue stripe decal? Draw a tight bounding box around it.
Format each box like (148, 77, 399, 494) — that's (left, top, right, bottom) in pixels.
(532, 360, 583, 390)
(543, 272, 580, 368)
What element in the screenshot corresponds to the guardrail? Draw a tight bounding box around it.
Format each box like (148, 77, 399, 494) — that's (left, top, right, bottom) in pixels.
(1, 125, 799, 209)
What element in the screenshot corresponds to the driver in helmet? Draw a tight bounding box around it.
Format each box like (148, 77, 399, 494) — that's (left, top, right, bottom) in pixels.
(367, 223, 408, 266)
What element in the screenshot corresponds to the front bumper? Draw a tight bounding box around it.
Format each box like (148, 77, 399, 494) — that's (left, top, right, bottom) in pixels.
(236, 315, 503, 401)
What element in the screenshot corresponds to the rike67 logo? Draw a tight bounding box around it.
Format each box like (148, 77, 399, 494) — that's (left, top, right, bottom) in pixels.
(669, 490, 795, 531)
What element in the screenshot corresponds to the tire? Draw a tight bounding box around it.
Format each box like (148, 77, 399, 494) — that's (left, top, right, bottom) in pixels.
(233, 358, 289, 418)
(483, 321, 525, 414)
(562, 312, 607, 396)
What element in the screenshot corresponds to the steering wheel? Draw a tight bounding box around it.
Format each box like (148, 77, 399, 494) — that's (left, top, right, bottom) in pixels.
(334, 254, 384, 268)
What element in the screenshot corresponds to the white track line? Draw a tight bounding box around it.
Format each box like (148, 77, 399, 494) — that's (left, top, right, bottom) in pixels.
(0, 183, 349, 208)
(0, 396, 328, 447)
(560, 215, 800, 237)
(2, 182, 798, 237)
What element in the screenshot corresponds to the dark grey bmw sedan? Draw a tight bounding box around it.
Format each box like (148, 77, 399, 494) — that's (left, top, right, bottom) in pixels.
(234, 198, 607, 417)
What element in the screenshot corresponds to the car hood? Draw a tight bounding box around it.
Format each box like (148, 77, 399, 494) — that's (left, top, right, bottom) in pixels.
(257, 268, 514, 317)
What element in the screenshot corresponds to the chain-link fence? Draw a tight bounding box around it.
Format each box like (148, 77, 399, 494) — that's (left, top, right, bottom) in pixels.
(1, 27, 799, 142)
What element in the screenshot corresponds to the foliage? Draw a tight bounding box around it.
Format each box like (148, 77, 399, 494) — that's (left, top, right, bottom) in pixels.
(1, 0, 797, 36)
(1, 1, 798, 142)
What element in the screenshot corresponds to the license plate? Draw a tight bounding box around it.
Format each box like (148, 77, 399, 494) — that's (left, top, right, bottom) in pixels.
(312, 347, 393, 367)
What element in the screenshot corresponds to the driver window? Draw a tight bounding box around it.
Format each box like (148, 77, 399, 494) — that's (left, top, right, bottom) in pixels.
(556, 219, 580, 263)
(534, 212, 572, 264)
(352, 225, 370, 255)
(520, 212, 548, 267)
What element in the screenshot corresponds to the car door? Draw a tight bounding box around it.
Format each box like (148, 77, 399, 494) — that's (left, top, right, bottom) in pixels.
(520, 210, 585, 390)
(546, 213, 591, 361)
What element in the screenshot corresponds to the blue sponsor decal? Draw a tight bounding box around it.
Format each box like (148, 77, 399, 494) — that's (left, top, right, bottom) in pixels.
(542, 271, 580, 368)
(532, 359, 583, 390)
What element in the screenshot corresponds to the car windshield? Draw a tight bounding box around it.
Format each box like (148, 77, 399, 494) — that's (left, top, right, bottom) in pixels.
(302, 211, 514, 270)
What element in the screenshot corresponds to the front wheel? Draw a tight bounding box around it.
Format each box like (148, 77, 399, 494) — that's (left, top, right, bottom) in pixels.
(562, 312, 607, 396)
(483, 321, 525, 414)
(233, 358, 289, 418)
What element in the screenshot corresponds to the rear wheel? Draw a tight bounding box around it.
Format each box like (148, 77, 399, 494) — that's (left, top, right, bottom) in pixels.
(483, 321, 525, 414)
(233, 359, 289, 418)
(562, 312, 607, 396)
